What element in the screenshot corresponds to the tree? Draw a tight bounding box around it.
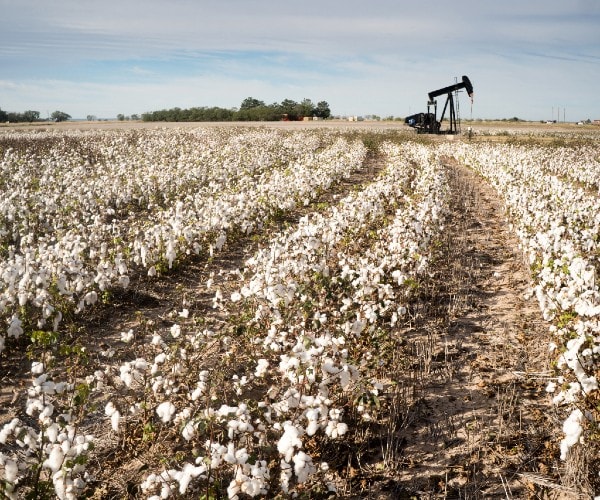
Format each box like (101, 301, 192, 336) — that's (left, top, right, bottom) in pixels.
(315, 101, 331, 119)
(23, 110, 40, 122)
(117, 114, 125, 121)
(51, 111, 71, 122)
(240, 97, 266, 110)
(279, 99, 299, 120)
(298, 98, 315, 118)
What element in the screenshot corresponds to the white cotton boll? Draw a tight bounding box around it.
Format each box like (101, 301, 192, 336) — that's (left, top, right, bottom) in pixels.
(121, 329, 134, 343)
(84, 291, 98, 305)
(325, 420, 343, 438)
(46, 423, 59, 443)
(110, 411, 121, 432)
(44, 444, 65, 472)
(134, 359, 148, 371)
(546, 381, 557, 393)
(292, 451, 315, 483)
(170, 324, 181, 338)
(33, 373, 48, 387)
(156, 401, 176, 423)
(182, 421, 196, 441)
(148, 266, 157, 277)
(226, 480, 241, 499)
(230, 291, 242, 303)
(279, 459, 292, 494)
(322, 358, 337, 375)
(26, 398, 44, 416)
(7, 316, 23, 339)
(391, 270, 406, 285)
(178, 463, 206, 494)
(306, 420, 319, 437)
(254, 359, 269, 378)
(277, 423, 303, 463)
(560, 409, 584, 460)
(31, 361, 44, 374)
(178, 308, 189, 318)
(224, 443, 238, 464)
(350, 319, 366, 335)
(41, 381, 56, 395)
(40, 403, 54, 420)
(4, 459, 18, 483)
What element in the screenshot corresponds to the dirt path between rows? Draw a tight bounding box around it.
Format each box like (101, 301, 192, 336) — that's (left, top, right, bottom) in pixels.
(375, 159, 584, 498)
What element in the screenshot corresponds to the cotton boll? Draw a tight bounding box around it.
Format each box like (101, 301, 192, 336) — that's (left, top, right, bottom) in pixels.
(110, 411, 121, 432)
(292, 451, 315, 483)
(44, 444, 65, 473)
(182, 421, 196, 441)
(31, 361, 44, 374)
(560, 409, 584, 460)
(254, 359, 269, 378)
(170, 324, 181, 338)
(325, 420, 348, 438)
(7, 316, 23, 339)
(156, 401, 176, 423)
(277, 423, 303, 463)
(120, 329, 134, 343)
(3, 458, 18, 483)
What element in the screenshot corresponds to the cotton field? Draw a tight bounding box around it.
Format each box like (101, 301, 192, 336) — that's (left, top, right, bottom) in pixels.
(0, 126, 599, 498)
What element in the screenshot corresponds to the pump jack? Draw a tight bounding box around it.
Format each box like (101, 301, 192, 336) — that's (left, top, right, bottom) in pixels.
(405, 75, 474, 134)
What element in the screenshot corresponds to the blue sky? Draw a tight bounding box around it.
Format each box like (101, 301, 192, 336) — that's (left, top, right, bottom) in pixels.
(1, 0, 598, 120)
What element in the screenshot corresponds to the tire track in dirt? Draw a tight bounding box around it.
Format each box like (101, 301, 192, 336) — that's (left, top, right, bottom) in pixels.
(386, 159, 580, 498)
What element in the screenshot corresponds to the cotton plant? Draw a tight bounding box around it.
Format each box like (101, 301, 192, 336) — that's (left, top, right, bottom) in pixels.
(0, 361, 94, 499)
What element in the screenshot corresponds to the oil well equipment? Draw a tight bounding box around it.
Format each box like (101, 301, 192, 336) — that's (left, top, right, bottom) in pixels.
(405, 75, 474, 134)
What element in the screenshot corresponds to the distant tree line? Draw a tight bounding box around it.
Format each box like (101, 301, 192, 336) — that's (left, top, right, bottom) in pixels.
(0, 108, 71, 122)
(141, 97, 331, 122)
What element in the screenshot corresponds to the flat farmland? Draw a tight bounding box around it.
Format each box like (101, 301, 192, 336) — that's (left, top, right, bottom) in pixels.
(1, 123, 599, 498)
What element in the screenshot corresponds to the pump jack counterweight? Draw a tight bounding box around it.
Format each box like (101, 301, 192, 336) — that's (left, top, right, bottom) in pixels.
(405, 75, 474, 134)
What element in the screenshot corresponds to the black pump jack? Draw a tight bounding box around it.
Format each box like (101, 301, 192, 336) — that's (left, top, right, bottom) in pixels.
(405, 75, 474, 134)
